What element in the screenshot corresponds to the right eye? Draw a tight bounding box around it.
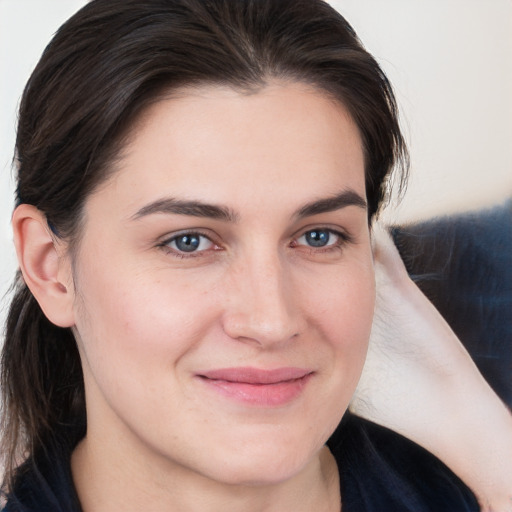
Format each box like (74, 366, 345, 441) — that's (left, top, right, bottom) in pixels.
(163, 232, 216, 254)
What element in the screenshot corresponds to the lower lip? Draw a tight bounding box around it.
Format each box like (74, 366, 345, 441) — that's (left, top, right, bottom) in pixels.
(198, 374, 312, 407)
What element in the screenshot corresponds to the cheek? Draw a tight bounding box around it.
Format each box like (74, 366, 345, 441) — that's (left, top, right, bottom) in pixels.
(72, 260, 220, 394)
(303, 256, 375, 378)
(285, 256, 375, 446)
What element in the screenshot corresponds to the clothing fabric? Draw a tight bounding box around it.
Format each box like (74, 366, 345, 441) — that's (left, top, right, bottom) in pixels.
(2, 413, 478, 512)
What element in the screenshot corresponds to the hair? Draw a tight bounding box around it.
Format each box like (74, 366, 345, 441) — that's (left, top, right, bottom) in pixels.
(1, 0, 408, 495)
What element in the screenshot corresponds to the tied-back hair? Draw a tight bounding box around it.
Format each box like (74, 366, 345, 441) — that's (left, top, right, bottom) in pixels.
(1, 0, 407, 494)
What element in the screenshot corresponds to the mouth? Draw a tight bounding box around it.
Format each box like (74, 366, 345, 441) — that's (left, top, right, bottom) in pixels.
(196, 367, 314, 407)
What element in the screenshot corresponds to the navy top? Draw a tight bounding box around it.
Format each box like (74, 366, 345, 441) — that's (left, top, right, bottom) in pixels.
(2, 413, 478, 512)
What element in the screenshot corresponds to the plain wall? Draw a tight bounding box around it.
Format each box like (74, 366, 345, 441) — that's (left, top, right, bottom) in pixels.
(1, 0, 511, 335)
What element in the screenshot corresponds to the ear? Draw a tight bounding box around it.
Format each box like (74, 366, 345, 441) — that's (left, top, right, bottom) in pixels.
(12, 204, 75, 328)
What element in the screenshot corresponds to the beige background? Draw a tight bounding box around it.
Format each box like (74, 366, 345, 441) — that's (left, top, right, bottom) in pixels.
(1, 0, 511, 336)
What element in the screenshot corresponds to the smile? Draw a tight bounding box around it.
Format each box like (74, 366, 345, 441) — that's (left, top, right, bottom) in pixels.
(197, 367, 314, 407)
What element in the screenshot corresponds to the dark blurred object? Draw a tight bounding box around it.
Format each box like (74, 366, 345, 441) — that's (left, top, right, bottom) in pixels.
(391, 199, 512, 408)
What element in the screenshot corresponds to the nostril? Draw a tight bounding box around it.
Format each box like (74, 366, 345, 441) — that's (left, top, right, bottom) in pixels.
(222, 309, 303, 347)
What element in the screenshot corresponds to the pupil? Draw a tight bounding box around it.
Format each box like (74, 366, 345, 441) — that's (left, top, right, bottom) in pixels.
(306, 230, 329, 247)
(175, 234, 200, 252)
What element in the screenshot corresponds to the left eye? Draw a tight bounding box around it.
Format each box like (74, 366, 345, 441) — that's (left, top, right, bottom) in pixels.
(165, 233, 214, 253)
(295, 229, 340, 248)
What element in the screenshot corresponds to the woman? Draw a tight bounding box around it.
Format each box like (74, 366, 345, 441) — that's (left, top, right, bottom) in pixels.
(1, 1, 511, 510)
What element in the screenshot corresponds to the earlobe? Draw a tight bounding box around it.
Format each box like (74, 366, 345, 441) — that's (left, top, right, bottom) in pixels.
(12, 204, 75, 328)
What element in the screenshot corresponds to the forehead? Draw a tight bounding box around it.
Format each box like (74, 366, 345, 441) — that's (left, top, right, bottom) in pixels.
(88, 82, 366, 218)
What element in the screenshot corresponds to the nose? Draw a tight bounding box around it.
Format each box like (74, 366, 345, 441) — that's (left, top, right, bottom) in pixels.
(221, 253, 305, 348)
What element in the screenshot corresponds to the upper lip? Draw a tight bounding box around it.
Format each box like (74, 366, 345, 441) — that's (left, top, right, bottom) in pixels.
(198, 367, 313, 385)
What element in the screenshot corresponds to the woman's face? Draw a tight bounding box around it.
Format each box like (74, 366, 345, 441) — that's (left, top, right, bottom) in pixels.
(69, 83, 374, 486)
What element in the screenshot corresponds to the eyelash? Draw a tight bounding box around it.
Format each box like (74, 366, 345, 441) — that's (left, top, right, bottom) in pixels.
(291, 228, 352, 254)
(158, 230, 220, 258)
(158, 227, 352, 258)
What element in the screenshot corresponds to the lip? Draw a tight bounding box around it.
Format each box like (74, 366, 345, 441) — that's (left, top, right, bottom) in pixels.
(196, 367, 313, 407)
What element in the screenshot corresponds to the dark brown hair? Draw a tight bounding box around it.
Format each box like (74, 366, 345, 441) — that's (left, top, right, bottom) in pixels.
(1, 0, 408, 492)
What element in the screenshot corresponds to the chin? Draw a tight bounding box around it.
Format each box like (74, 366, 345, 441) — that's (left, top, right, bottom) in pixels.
(194, 430, 325, 487)
(205, 457, 308, 487)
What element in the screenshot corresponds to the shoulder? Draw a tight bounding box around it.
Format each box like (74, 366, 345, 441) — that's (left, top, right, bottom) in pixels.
(328, 413, 479, 512)
(2, 443, 81, 512)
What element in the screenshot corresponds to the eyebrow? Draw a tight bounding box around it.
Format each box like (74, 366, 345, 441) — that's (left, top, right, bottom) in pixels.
(131, 198, 238, 222)
(295, 189, 367, 219)
(131, 189, 366, 223)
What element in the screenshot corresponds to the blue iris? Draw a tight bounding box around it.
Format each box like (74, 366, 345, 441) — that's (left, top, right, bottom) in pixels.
(174, 234, 201, 252)
(305, 229, 330, 247)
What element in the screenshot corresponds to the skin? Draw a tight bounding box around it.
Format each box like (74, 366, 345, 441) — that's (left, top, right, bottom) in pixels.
(48, 83, 373, 511)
